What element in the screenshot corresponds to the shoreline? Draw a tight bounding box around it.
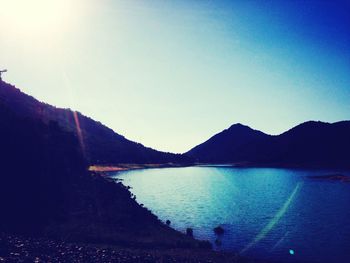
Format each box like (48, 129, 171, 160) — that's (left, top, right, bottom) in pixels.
(88, 163, 193, 173)
(89, 162, 350, 174)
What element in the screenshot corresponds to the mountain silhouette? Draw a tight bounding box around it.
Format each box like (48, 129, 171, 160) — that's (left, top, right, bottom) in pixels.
(1, 80, 349, 169)
(0, 79, 208, 248)
(186, 123, 270, 163)
(0, 81, 190, 165)
(186, 121, 350, 167)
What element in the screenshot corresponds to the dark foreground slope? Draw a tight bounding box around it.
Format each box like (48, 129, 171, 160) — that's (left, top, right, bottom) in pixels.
(0, 82, 208, 250)
(187, 122, 350, 168)
(0, 81, 190, 165)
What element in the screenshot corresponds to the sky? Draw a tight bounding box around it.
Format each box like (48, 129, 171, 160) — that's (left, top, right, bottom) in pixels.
(0, 0, 349, 153)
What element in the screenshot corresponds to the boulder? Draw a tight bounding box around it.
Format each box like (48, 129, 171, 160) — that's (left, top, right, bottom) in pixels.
(213, 226, 224, 235)
(186, 228, 193, 237)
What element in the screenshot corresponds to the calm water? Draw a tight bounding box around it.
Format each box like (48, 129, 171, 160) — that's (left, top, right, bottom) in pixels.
(112, 167, 350, 263)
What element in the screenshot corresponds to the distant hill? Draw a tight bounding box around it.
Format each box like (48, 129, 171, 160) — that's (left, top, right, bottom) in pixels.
(0, 81, 190, 165)
(186, 121, 350, 168)
(1, 80, 348, 168)
(186, 123, 270, 163)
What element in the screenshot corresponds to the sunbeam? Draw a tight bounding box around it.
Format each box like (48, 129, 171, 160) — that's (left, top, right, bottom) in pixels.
(73, 111, 86, 156)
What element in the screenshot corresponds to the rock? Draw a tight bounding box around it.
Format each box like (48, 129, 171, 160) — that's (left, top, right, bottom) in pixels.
(213, 226, 224, 235)
(186, 228, 193, 237)
(215, 239, 222, 246)
(166, 220, 171, 225)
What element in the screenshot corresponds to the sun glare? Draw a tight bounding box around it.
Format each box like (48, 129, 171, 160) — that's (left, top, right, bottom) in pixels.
(0, 0, 81, 38)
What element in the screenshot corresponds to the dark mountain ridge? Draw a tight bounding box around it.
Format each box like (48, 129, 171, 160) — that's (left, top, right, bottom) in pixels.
(187, 123, 270, 163)
(0, 80, 208, 249)
(1, 80, 348, 168)
(0, 81, 190, 165)
(186, 121, 350, 168)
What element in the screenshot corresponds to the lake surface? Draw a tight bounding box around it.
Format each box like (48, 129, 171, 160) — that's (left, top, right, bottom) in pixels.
(112, 167, 350, 263)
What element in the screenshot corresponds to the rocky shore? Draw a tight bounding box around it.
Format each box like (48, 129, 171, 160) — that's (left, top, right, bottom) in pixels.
(0, 234, 251, 263)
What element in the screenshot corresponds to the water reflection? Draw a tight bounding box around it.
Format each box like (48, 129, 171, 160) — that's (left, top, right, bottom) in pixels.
(112, 167, 350, 263)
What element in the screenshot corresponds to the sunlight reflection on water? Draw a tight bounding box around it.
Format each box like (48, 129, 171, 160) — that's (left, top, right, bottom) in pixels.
(112, 167, 350, 263)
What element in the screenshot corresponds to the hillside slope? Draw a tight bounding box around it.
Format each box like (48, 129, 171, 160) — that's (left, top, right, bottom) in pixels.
(0, 81, 190, 164)
(0, 81, 208, 249)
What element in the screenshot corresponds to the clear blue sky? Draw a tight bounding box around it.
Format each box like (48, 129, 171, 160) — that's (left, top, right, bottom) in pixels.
(0, 0, 349, 153)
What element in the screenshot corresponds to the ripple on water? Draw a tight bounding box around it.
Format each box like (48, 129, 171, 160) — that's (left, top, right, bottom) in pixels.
(113, 167, 350, 263)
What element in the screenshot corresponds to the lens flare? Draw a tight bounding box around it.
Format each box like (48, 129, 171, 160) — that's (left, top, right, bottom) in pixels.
(240, 182, 303, 254)
(73, 111, 86, 156)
